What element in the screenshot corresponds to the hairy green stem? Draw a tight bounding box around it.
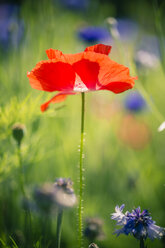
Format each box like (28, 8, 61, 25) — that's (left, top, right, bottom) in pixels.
(56, 209, 63, 248)
(78, 92, 85, 248)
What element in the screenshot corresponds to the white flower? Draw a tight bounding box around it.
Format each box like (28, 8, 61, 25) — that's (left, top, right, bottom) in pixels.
(111, 204, 127, 225)
(135, 50, 159, 70)
(158, 121, 165, 132)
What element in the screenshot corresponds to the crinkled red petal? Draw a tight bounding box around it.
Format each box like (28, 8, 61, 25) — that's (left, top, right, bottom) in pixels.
(97, 59, 136, 92)
(70, 52, 136, 92)
(27, 60, 75, 92)
(84, 44, 112, 55)
(46, 49, 63, 59)
(40, 92, 76, 112)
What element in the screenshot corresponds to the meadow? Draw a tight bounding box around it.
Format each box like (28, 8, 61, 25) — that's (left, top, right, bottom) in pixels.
(0, 0, 165, 248)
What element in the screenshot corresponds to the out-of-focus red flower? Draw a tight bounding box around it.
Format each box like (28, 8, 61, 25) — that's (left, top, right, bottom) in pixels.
(90, 96, 122, 120)
(118, 114, 151, 149)
(27, 44, 136, 112)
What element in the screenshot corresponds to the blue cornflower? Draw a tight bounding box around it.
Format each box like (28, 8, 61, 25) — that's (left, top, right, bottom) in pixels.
(0, 4, 24, 49)
(111, 205, 165, 241)
(124, 91, 146, 112)
(60, 0, 89, 10)
(77, 26, 110, 43)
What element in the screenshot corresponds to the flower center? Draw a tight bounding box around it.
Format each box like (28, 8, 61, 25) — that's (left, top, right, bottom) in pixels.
(73, 74, 88, 92)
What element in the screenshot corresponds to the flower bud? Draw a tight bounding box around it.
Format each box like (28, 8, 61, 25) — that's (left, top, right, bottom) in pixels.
(12, 123, 26, 146)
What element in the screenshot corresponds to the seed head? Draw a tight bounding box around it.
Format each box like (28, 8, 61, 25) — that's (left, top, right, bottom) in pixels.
(53, 178, 77, 208)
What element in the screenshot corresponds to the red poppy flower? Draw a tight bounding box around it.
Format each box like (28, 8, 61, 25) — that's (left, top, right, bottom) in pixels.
(27, 44, 136, 112)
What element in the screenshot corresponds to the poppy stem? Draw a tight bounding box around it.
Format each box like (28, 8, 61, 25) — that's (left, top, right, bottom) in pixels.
(56, 208, 63, 248)
(78, 92, 85, 248)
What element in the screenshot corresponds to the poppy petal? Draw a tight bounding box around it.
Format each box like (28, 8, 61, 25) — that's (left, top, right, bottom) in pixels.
(98, 61, 136, 93)
(71, 52, 135, 92)
(101, 80, 135, 93)
(27, 60, 75, 92)
(40, 93, 69, 112)
(72, 59, 99, 91)
(41, 92, 77, 112)
(46, 49, 63, 59)
(84, 44, 112, 55)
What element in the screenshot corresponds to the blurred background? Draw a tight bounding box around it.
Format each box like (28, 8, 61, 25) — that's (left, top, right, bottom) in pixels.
(0, 0, 165, 247)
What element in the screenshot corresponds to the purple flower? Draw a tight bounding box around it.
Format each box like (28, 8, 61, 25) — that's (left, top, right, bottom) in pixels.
(136, 35, 160, 57)
(0, 4, 24, 49)
(60, 0, 89, 10)
(124, 91, 146, 112)
(111, 205, 165, 241)
(117, 19, 138, 42)
(77, 26, 110, 43)
(107, 18, 139, 42)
